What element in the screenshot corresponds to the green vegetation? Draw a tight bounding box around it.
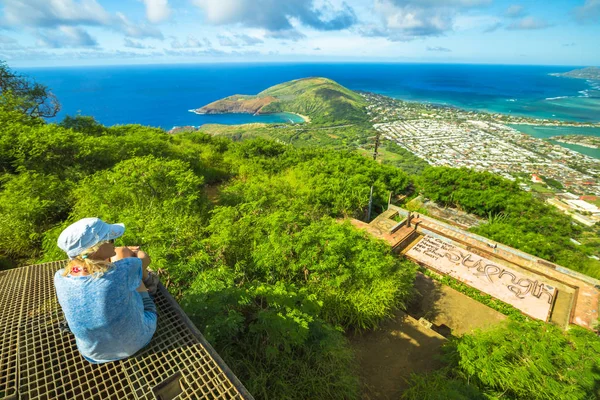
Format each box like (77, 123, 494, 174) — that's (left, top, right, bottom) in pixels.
(541, 175, 564, 190)
(260, 77, 367, 124)
(199, 121, 374, 150)
(197, 77, 368, 125)
(419, 166, 600, 278)
(0, 61, 60, 118)
(0, 63, 416, 398)
(404, 320, 600, 400)
(381, 141, 430, 175)
(529, 182, 555, 194)
(4, 64, 600, 400)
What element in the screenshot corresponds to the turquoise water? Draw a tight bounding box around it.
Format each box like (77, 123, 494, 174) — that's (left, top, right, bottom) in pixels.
(182, 112, 305, 127)
(22, 63, 600, 129)
(510, 125, 600, 159)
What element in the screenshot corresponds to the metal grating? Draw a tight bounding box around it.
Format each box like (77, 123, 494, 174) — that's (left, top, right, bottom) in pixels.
(0, 261, 253, 400)
(0, 267, 27, 400)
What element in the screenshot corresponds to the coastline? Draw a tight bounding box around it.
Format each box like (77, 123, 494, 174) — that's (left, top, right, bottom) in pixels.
(509, 124, 600, 160)
(507, 121, 600, 128)
(189, 108, 309, 124)
(553, 140, 598, 149)
(288, 112, 311, 123)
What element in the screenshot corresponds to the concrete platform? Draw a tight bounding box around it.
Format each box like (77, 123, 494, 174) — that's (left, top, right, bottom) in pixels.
(351, 206, 600, 330)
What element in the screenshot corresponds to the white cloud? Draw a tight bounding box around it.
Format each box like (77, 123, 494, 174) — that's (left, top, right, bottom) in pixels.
(265, 29, 306, 41)
(217, 33, 264, 47)
(0, 0, 163, 42)
(0, 0, 111, 27)
(0, 35, 23, 50)
(170, 35, 207, 48)
(369, 0, 492, 40)
(427, 46, 451, 52)
(37, 26, 98, 48)
(116, 12, 164, 39)
(164, 48, 228, 57)
(574, 0, 600, 22)
(507, 17, 551, 30)
(483, 22, 502, 33)
(218, 35, 237, 47)
(505, 5, 525, 18)
(453, 14, 499, 31)
(192, 0, 356, 32)
(123, 38, 155, 49)
(235, 34, 263, 45)
(142, 0, 171, 23)
(0, 48, 163, 62)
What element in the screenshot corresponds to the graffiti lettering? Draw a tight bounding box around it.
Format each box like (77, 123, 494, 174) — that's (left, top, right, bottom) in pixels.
(409, 236, 555, 305)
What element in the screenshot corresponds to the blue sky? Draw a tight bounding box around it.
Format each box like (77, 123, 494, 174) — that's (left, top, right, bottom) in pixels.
(0, 0, 599, 67)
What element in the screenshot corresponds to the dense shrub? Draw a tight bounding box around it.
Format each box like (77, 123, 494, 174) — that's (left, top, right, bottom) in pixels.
(420, 166, 600, 277)
(405, 320, 600, 400)
(0, 108, 413, 398)
(0, 171, 70, 261)
(402, 372, 485, 400)
(205, 211, 416, 330)
(183, 278, 360, 400)
(41, 156, 209, 286)
(5, 65, 600, 400)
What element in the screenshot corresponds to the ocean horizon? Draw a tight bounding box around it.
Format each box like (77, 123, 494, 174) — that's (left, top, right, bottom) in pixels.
(23, 62, 600, 130)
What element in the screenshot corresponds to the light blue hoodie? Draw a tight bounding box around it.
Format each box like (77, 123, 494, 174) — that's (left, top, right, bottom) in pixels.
(54, 258, 157, 363)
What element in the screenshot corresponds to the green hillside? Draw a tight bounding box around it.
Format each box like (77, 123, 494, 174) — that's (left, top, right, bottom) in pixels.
(195, 77, 368, 125)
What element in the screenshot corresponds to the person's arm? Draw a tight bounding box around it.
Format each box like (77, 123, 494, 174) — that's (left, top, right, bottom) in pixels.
(135, 249, 151, 271)
(111, 246, 151, 280)
(111, 246, 136, 261)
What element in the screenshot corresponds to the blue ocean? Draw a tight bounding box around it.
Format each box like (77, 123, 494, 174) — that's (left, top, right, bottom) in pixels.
(22, 63, 600, 129)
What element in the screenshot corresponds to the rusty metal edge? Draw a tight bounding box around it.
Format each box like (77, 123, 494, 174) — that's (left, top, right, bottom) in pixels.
(156, 284, 255, 400)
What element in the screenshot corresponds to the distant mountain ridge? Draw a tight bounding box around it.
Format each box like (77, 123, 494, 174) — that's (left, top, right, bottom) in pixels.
(551, 66, 600, 80)
(193, 77, 368, 125)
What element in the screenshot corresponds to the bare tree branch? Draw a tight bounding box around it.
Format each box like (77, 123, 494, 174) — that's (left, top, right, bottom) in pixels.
(0, 60, 61, 118)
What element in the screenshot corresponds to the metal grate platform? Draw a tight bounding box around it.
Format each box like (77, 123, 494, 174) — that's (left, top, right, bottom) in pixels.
(0, 261, 253, 400)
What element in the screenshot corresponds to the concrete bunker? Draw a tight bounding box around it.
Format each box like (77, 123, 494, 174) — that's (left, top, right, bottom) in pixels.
(351, 205, 600, 330)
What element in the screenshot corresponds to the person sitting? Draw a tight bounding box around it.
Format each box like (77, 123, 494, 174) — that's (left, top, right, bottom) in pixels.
(54, 217, 159, 364)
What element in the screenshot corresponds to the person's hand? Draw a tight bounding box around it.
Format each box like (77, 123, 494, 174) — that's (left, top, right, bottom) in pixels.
(126, 246, 140, 256)
(111, 245, 151, 268)
(111, 246, 136, 261)
(136, 249, 148, 259)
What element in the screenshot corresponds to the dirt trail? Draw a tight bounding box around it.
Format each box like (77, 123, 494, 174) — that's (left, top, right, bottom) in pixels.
(408, 273, 507, 336)
(349, 273, 507, 399)
(349, 310, 445, 399)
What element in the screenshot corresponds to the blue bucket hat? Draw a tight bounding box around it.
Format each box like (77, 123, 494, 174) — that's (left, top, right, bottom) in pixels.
(57, 218, 125, 259)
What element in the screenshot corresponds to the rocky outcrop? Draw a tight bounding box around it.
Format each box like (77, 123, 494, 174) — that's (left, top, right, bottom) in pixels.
(551, 67, 600, 80)
(193, 95, 279, 115)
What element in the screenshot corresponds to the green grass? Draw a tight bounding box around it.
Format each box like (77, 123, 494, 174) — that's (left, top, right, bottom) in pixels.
(203, 77, 369, 126)
(530, 183, 555, 193)
(200, 122, 376, 150)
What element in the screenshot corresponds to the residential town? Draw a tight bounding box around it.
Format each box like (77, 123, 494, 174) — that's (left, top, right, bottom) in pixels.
(363, 92, 600, 127)
(364, 93, 600, 225)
